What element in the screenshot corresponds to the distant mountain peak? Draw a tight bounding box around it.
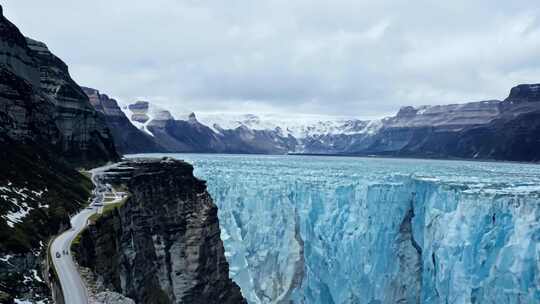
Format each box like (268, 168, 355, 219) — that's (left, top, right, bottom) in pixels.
(506, 83, 540, 103)
(188, 112, 198, 123)
(396, 106, 419, 117)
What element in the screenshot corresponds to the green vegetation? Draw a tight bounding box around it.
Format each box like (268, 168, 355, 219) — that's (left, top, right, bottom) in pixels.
(0, 142, 93, 254)
(72, 195, 129, 257)
(0, 291, 11, 302)
(0, 141, 96, 301)
(70, 227, 87, 262)
(71, 230, 84, 252)
(88, 195, 129, 223)
(111, 182, 128, 193)
(79, 170, 92, 181)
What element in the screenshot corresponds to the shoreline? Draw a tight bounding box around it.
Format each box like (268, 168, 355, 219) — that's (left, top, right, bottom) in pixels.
(123, 152, 540, 166)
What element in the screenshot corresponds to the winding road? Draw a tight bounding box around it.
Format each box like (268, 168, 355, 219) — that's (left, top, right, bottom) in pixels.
(50, 163, 119, 304)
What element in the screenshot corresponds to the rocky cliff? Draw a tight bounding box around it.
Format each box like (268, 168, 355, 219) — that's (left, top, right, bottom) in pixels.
(25, 38, 118, 166)
(74, 159, 245, 304)
(82, 87, 163, 154)
(376, 84, 540, 161)
(0, 5, 118, 166)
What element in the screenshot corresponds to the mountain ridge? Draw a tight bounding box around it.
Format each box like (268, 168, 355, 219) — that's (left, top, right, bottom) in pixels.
(94, 83, 540, 161)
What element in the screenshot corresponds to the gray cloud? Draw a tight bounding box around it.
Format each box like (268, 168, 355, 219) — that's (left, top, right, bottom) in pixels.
(4, 0, 540, 118)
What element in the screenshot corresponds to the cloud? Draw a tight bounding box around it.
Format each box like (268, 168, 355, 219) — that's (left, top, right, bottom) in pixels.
(3, 0, 540, 118)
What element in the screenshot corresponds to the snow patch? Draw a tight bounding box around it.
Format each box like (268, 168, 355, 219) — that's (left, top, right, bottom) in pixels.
(196, 112, 370, 138)
(5, 202, 32, 227)
(0, 186, 48, 227)
(120, 101, 177, 136)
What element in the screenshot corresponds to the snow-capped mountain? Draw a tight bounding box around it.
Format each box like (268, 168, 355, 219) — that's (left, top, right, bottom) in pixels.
(95, 83, 540, 161)
(119, 100, 175, 136)
(196, 113, 375, 138)
(83, 88, 163, 153)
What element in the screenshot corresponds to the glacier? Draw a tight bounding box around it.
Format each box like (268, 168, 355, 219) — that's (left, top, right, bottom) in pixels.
(130, 154, 540, 304)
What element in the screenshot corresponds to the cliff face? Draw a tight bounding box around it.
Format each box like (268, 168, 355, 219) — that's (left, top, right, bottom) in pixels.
(25, 38, 119, 165)
(303, 83, 540, 161)
(386, 84, 540, 161)
(506, 83, 540, 103)
(75, 159, 245, 304)
(0, 6, 118, 166)
(82, 87, 163, 154)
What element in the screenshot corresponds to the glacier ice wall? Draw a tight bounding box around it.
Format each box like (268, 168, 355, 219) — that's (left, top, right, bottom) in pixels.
(146, 154, 540, 304)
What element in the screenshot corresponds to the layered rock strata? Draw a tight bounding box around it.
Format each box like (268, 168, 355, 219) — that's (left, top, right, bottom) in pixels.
(82, 87, 162, 154)
(74, 159, 245, 304)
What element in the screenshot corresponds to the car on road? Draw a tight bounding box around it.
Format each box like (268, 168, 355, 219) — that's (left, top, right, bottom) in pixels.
(56, 252, 61, 258)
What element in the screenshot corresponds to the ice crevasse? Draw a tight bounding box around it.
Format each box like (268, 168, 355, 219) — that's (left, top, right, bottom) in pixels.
(181, 155, 540, 304)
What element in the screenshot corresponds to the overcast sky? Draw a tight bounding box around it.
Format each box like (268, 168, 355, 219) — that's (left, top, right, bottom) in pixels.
(4, 1, 540, 118)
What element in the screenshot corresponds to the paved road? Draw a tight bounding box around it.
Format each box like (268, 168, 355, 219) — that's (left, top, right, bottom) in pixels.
(50, 163, 119, 304)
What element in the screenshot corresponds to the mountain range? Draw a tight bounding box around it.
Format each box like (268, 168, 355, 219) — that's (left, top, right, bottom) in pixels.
(86, 84, 540, 162)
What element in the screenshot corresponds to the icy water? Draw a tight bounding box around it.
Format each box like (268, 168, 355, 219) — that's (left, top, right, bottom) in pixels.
(128, 154, 540, 304)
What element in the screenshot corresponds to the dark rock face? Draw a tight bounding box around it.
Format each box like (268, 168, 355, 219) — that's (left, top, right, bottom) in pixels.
(506, 84, 540, 103)
(0, 67, 60, 145)
(25, 38, 119, 165)
(316, 83, 540, 162)
(427, 110, 540, 161)
(148, 115, 227, 153)
(217, 126, 296, 154)
(0, 6, 118, 166)
(75, 159, 246, 304)
(390, 204, 422, 304)
(82, 87, 163, 154)
(380, 84, 540, 161)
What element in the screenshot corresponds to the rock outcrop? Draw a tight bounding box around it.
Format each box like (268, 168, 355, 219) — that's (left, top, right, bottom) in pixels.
(381, 84, 540, 161)
(0, 5, 118, 166)
(94, 291, 136, 304)
(82, 87, 163, 154)
(75, 159, 246, 304)
(25, 38, 118, 166)
(298, 83, 540, 161)
(505, 83, 540, 103)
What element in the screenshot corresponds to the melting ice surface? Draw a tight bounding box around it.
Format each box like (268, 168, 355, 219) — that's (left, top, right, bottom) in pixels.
(132, 154, 540, 304)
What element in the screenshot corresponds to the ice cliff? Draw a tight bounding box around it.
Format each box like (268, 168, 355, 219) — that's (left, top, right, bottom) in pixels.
(185, 154, 540, 304)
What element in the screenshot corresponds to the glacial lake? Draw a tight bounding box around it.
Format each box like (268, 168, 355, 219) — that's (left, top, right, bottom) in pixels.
(127, 154, 540, 304)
